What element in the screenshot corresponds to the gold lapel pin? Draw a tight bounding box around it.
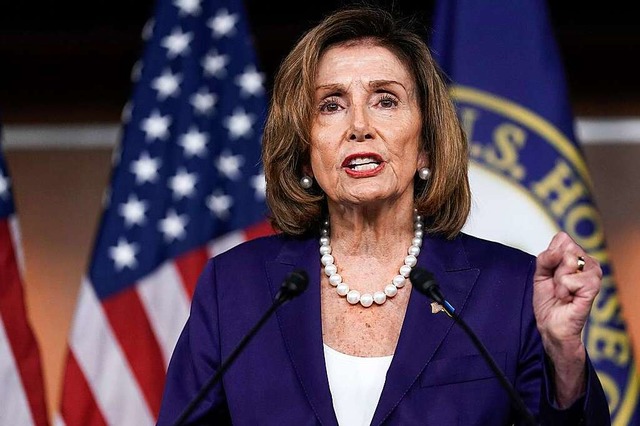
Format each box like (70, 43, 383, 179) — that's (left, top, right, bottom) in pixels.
(431, 301, 446, 314)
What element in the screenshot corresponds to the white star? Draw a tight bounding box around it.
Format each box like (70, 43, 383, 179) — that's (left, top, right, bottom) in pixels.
(109, 238, 139, 270)
(236, 66, 265, 97)
(151, 69, 182, 100)
(223, 108, 254, 139)
(159, 209, 188, 242)
(130, 152, 161, 184)
(142, 19, 154, 41)
(141, 110, 171, 141)
(118, 194, 148, 227)
(206, 191, 233, 219)
(207, 9, 238, 38)
(202, 50, 229, 78)
(190, 87, 217, 115)
(130, 60, 143, 82)
(215, 150, 244, 180)
(169, 168, 197, 199)
(173, 0, 201, 16)
(161, 27, 193, 58)
(179, 127, 208, 158)
(0, 171, 10, 198)
(251, 172, 266, 200)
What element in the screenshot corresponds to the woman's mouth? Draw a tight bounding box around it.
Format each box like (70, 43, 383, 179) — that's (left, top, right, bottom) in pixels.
(342, 153, 385, 177)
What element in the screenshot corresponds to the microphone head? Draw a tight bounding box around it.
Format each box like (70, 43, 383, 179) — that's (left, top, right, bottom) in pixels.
(280, 269, 309, 300)
(409, 267, 444, 304)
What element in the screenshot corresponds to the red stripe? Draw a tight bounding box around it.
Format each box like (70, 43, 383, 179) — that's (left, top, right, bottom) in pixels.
(243, 219, 276, 241)
(0, 220, 50, 426)
(174, 247, 209, 299)
(101, 287, 166, 419)
(59, 351, 108, 426)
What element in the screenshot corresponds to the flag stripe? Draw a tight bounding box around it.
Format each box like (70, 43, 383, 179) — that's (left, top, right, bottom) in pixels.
(137, 261, 191, 366)
(58, 353, 108, 426)
(0, 218, 49, 426)
(101, 287, 166, 418)
(0, 315, 36, 426)
(173, 247, 210, 299)
(69, 280, 154, 425)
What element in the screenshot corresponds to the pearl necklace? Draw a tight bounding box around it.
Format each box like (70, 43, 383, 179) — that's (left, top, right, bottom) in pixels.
(319, 211, 424, 307)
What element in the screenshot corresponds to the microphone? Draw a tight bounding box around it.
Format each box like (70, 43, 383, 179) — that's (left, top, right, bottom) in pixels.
(171, 269, 309, 426)
(409, 267, 537, 426)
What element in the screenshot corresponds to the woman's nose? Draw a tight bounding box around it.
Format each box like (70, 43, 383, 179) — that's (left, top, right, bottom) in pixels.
(348, 106, 375, 142)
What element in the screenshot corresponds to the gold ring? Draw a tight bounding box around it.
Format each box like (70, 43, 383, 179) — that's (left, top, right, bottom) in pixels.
(577, 256, 586, 272)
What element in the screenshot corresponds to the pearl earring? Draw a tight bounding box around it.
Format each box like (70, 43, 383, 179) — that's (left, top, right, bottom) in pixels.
(299, 175, 313, 189)
(418, 167, 431, 181)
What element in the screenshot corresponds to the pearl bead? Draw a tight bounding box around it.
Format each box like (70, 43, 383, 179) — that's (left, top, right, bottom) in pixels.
(360, 293, 374, 307)
(384, 284, 398, 297)
(346, 290, 361, 304)
(399, 265, 412, 277)
(329, 274, 342, 286)
(404, 255, 417, 267)
(373, 291, 386, 305)
(324, 264, 337, 276)
(320, 236, 330, 246)
(336, 283, 349, 296)
(414, 229, 423, 238)
(320, 245, 331, 255)
(412, 237, 422, 247)
(393, 274, 405, 288)
(414, 222, 423, 230)
(321, 254, 334, 266)
(408, 245, 420, 256)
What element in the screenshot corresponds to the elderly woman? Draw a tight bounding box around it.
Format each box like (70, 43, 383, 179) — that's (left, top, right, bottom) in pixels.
(157, 5, 609, 426)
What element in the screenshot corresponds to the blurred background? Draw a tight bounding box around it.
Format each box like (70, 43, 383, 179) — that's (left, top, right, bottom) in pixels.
(2, 0, 640, 419)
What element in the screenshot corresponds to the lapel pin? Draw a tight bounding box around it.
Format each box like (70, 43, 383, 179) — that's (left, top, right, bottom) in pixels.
(431, 301, 446, 314)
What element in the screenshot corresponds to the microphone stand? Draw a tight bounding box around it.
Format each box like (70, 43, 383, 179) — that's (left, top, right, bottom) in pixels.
(171, 270, 308, 426)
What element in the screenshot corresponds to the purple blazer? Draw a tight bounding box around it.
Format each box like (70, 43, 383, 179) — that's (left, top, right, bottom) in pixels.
(157, 232, 609, 425)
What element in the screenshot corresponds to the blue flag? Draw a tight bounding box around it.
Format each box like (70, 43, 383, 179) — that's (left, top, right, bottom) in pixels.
(58, 0, 272, 424)
(430, 1, 639, 423)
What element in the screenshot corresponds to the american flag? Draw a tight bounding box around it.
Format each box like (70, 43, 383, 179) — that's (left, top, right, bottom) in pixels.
(56, 0, 273, 424)
(0, 126, 50, 426)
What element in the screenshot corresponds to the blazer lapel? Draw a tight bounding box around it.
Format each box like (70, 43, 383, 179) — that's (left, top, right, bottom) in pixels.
(265, 236, 339, 426)
(371, 235, 480, 425)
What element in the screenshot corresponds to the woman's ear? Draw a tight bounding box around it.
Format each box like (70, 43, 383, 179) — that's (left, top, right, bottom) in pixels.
(302, 164, 314, 178)
(417, 150, 429, 170)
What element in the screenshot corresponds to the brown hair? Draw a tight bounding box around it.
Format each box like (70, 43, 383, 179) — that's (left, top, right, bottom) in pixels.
(262, 4, 470, 238)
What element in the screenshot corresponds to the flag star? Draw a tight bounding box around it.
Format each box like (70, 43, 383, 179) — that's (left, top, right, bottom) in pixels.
(173, 0, 201, 16)
(251, 172, 266, 200)
(118, 194, 148, 227)
(215, 150, 244, 180)
(161, 27, 193, 58)
(179, 127, 208, 157)
(130, 60, 143, 82)
(190, 87, 217, 115)
(202, 50, 229, 78)
(151, 69, 182, 100)
(109, 238, 139, 270)
(223, 108, 254, 139)
(206, 191, 233, 219)
(141, 110, 171, 141)
(207, 9, 238, 38)
(236, 66, 265, 97)
(169, 168, 198, 199)
(130, 152, 161, 184)
(142, 18, 154, 41)
(0, 171, 9, 198)
(159, 209, 188, 242)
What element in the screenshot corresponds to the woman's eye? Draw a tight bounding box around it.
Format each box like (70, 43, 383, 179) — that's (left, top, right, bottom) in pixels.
(319, 97, 342, 113)
(379, 95, 398, 108)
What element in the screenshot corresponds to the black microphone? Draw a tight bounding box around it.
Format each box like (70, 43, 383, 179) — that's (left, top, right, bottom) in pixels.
(409, 267, 538, 426)
(171, 269, 309, 426)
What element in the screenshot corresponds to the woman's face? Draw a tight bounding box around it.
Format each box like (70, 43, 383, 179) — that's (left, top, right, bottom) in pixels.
(309, 42, 426, 210)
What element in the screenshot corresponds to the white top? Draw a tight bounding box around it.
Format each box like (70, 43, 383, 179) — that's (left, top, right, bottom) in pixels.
(323, 344, 394, 426)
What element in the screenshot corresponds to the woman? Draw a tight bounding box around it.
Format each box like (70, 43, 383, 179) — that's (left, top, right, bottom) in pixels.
(157, 5, 609, 425)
